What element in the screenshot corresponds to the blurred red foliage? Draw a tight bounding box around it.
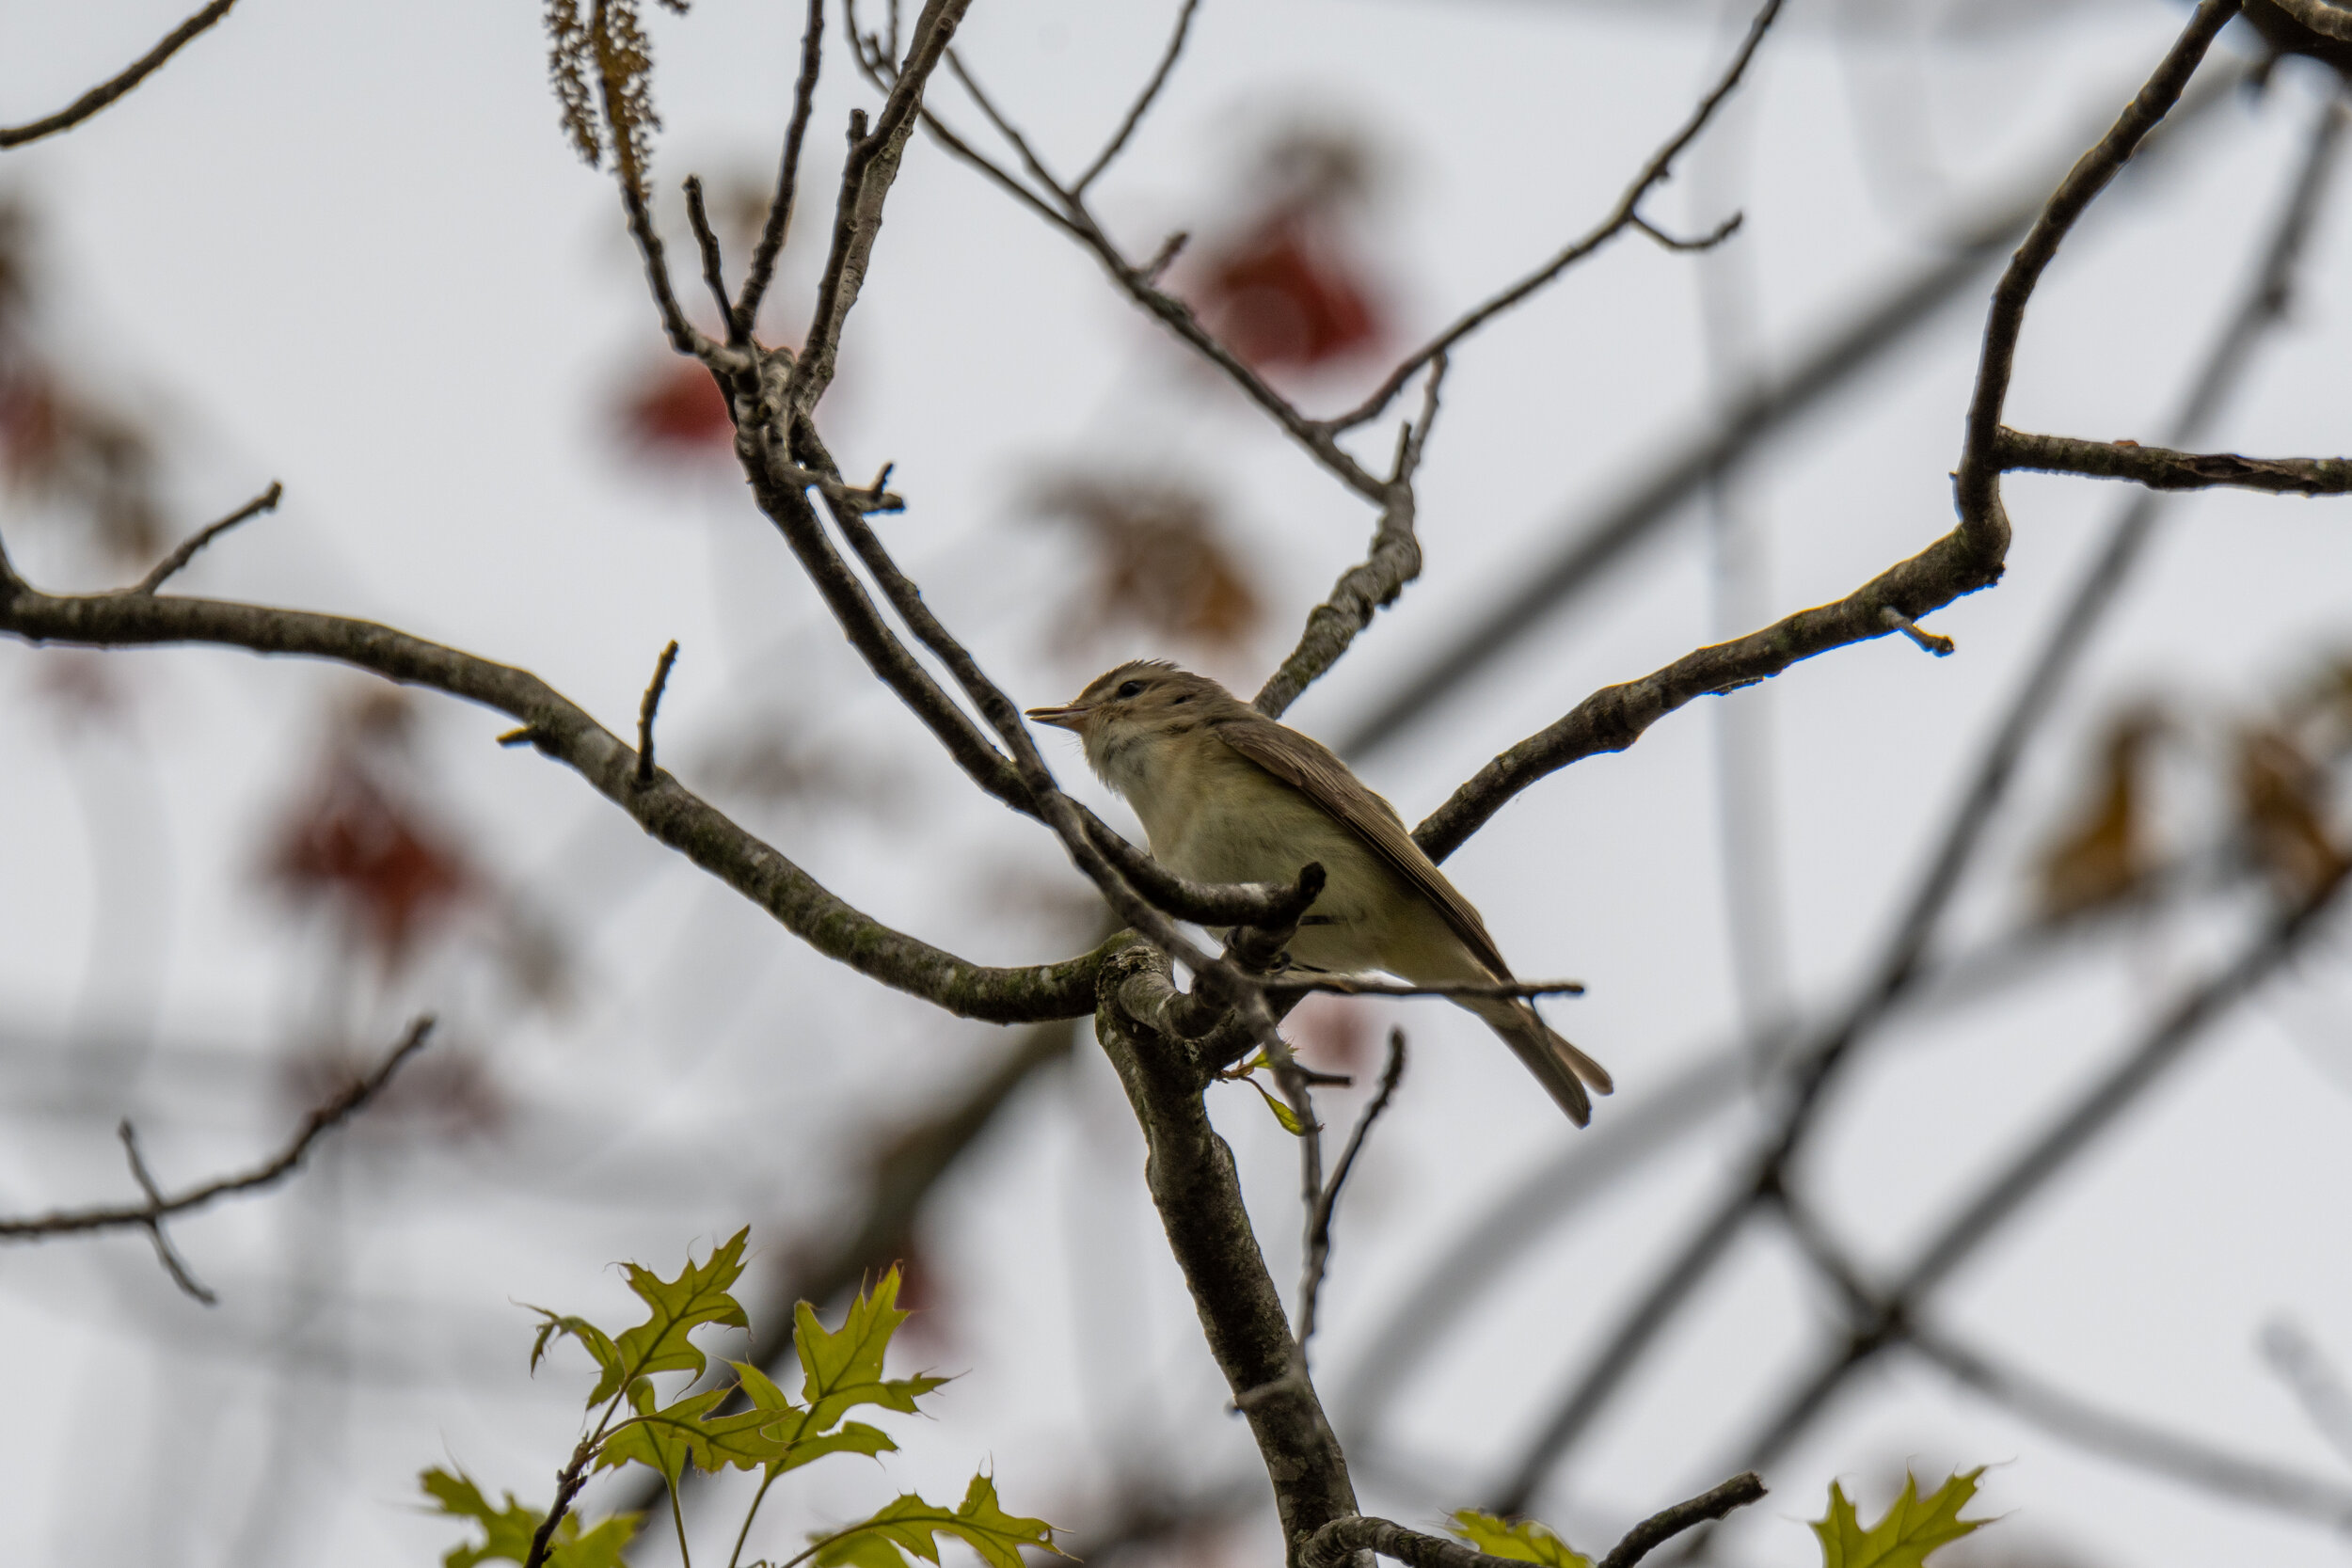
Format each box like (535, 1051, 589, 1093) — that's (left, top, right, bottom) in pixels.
(262, 694, 477, 968)
(1184, 123, 1390, 376)
(616, 358, 734, 457)
(1194, 211, 1383, 373)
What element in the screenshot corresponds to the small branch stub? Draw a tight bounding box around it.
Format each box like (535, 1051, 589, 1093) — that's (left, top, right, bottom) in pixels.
(636, 639, 681, 787)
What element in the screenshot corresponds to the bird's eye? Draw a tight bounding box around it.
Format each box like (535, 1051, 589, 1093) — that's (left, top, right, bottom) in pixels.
(1170, 694, 1190, 705)
(1116, 680, 1145, 699)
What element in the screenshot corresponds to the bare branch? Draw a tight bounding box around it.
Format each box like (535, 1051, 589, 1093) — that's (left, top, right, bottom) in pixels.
(1304, 1518, 1537, 1568)
(944, 46, 1065, 197)
(129, 480, 281, 594)
(1304, 1478, 1766, 1568)
(1271, 977, 1584, 1003)
(1255, 356, 1446, 717)
(682, 175, 737, 334)
(1083, 815, 1328, 928)
(1297, 1030, 1406, 1345)
(0, 1017, 434, 1302)
(735, 0, 827, 340)
(1597, 1473, 1770, 1568)
(1953, 0, 2242, 536)
(0, 576, 1107, 1022)
(1415, 517, 1995, 863)
(0, 0, 239, 149)
(788, 0, 977, 412)
(1093, 943, 1361, 1565)
(1322, 0, 1785, 436)
(1629, 211, 1743, 254)
(1073, 0, 1200, 196)
(1998, 428, 2352, 494)
(634, 638, 680, 787)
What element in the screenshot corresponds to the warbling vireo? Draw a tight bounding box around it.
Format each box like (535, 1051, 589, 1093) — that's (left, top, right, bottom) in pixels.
(1027, 660, 1613, 1124)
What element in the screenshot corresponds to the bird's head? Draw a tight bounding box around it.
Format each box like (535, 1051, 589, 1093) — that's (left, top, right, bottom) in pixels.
(1026, 660, 1237, 786)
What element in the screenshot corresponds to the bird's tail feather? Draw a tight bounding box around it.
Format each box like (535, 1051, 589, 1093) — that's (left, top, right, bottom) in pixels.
(1467, 998, 1613, 1127)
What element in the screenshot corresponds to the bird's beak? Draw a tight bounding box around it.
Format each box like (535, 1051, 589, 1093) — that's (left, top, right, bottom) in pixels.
(1025, 704, 1091, 732)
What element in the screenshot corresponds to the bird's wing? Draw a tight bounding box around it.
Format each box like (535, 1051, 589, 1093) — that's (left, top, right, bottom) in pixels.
(1211, 714, 1514, 978)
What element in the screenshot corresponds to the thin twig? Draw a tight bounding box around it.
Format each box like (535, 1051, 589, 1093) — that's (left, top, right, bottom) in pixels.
(129, 481, 281, 594)
(1297, 1031, 1406, 1345)
(116, 1121, 216, 1303)
(683, 176, 738, 337)
(0, 0, 239, 149)
(1878, 605, 1955, 656)
(1597, 1473, 1769, 1568)
(1272, 977, 1583, 1002)
(1629, 211, 1744, 254)
(0, 1017, 435, 1301)
(1073, 0, 1200, 196)
(944, 47, 1065, 197)
(735, 0, 827, 340)
(788, 0, 977, 413)
(1253, 355, 1446, 717)
(1322, 0, 1785, 436)
(636, 639, 681, 787)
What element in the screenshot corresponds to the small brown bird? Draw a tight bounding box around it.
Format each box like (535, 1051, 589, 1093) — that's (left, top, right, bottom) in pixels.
(1026, 659, 1611, 1124)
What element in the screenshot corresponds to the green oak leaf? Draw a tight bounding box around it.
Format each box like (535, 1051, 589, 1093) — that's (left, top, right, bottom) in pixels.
(1812, 1469, 1990, 1568)
(596, 1384, 730, 1483)
(1447, 1510, 1591, 1568)
(593, 1227, 753, 1407)
(794, 1266, 949, 1434)
(732, 1357, 898, 1475)
(809, 1473, 1060, 1568)
(421, 1465, 639, 1568)
(1245, 1074, 1310, 1136)
(527, 1310, 623, 1390)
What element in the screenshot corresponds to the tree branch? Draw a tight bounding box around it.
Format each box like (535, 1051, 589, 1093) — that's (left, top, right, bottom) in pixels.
(0, 1016, 434, 1302)
(1997, 428, 2352, 494)
(1416, 0, 2249, 864)
(1297, 1030, 1406, 1346)
(0, 0, 239, 149)
(788, 0, 976, 412)
(1322, 0, 1784, 436)
(1072, 0, 1200, 196)
(734, 0, 827, 341)
(1093, 943, 1360, 1567)
(0, 575, 1107, 1022)
(1255, 358, 1444, 718)
(1597, 1473, 1770, 1568)
(1953, 0, 2241, 537)
(129, 480, 281, 594)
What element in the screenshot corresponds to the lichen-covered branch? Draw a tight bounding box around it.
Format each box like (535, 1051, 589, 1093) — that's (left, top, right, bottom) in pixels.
(1092, 942, 1359, 1567)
